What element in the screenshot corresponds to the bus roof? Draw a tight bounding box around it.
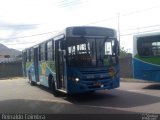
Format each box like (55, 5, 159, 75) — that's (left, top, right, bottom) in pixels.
(22, 26, 117, 51)
(133, 32, 160, 38)
(65, 26, 117, 37)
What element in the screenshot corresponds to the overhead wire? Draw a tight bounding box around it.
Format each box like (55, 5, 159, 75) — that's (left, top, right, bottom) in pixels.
(0, 30, 59, 40)
(4, 27, 160, 46)
(56, 0, 91, 8)
(84, 5, 160, 26)
(1, 3, 160, 46)
(4, 41, 37, 45)
(57, 0, 81, 7)
(121, 24, 160, 32)
(120, 28, 160, 36)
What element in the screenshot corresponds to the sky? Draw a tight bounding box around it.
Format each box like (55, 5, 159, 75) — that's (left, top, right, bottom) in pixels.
(1, 0, 160, 53)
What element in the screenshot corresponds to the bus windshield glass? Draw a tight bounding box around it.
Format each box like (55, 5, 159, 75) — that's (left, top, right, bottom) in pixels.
(67, 37, 118, 67)
(137, 36, 160, 57)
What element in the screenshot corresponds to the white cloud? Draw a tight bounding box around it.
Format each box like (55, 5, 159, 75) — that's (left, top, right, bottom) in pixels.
(1, 0, 160, 51)
(0, 30, 13, 39)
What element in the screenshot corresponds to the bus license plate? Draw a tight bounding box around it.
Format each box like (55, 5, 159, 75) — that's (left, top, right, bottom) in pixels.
(93, 82, 101, 86)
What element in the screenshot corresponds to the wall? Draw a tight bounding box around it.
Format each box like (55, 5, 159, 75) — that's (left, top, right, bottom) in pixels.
(0, 58, 133, 78)
(119, 57, 133, 78)
(0, 62, 23, 78)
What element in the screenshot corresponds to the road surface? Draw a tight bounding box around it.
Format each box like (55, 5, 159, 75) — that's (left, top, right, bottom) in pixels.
(0, 78, 160, 114)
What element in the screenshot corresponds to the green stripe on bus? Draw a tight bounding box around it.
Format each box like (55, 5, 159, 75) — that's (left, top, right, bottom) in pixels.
(135, 54, 160, 65)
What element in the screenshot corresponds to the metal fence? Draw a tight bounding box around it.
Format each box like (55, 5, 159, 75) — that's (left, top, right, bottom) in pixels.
(0, 58, 17, 63)
(0, 62, 23, 78)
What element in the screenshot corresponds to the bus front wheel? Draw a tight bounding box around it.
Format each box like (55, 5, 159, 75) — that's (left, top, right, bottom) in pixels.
(49, 77, 60, 97)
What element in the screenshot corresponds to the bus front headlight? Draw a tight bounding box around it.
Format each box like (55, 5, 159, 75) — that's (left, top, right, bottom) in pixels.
(74, 77, 80, 82)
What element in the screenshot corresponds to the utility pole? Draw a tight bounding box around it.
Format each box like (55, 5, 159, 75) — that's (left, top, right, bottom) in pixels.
(117, 13, 120, 47)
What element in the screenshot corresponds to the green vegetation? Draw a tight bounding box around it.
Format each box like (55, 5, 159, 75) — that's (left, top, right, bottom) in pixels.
(119, 47, 132, 58)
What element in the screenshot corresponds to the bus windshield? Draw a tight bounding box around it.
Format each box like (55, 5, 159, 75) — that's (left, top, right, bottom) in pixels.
(67, 37, 118, 67)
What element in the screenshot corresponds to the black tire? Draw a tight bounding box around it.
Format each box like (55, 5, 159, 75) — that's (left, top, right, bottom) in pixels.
(48, 77, 60, 97)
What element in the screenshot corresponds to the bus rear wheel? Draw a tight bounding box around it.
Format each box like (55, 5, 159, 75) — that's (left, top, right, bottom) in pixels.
(29, 74, 35, 86)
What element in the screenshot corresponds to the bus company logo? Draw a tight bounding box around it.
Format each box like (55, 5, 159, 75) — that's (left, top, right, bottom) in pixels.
(142, 113, 159, 120)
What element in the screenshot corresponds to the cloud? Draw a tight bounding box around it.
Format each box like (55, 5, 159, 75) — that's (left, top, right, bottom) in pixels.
(0, 21, 39, 42)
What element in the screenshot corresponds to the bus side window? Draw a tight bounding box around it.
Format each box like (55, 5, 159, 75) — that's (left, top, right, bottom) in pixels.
(41, 43, 45, 61)
(45, 43, 47, 61)
(26, 50, 28, 62)
(27, 49, 31, 62)
(31, 48, 34, 62)
(47, 41, 53, 61)
(25, 51, 27, 62)
(39, 46, 41, 61)
(52, 40, 54, 60)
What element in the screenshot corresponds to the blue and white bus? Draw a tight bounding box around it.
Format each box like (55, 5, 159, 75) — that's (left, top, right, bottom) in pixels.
(133, 32, 160, 82)
(22, 26, 120, 96)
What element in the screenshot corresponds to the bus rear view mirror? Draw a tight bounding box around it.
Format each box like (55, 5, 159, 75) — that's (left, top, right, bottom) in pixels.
(114, 40, 120, 56)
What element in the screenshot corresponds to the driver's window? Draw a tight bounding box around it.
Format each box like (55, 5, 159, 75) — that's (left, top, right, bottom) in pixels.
(68, 46, 75, 55)
(105, 41, 112, 55)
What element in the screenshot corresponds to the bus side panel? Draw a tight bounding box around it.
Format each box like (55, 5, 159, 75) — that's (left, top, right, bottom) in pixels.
(39, 61, 48, 87)
(133, 58, 160, 82)
(26, 62, 32, 78)
(31, 64, 37, 83)
(45, 61, 56, 87)
(46, 61, 56, 82)
(39, 61, 56, 87)
(26, 62, 37, 82)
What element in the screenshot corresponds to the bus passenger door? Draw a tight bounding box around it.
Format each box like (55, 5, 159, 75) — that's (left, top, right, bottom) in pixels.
(55, 40, 67, 91)
(34, 47, 39, 82)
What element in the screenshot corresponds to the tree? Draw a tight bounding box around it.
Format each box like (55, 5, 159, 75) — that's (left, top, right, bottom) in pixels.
(119, 47, 132, 58)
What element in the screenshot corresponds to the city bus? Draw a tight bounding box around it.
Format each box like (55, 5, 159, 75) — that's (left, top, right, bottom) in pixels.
(133, 32, 160, 82)
(22, 26, 120, 96)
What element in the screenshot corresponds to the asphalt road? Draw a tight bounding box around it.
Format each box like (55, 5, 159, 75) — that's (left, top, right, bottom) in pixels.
(0, 78, 160, 114)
